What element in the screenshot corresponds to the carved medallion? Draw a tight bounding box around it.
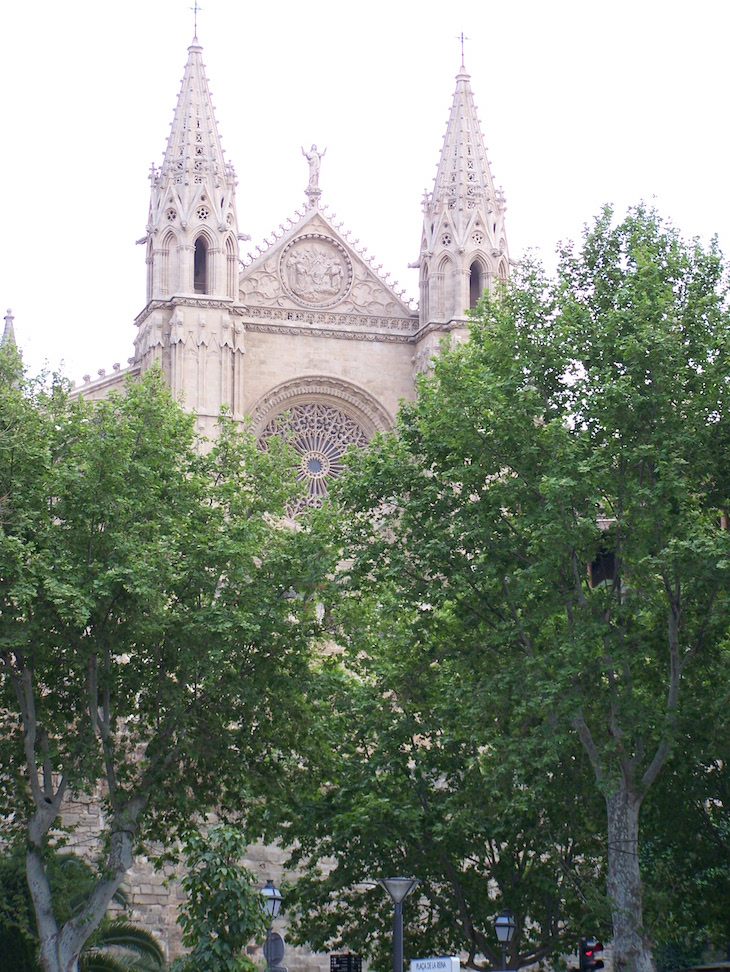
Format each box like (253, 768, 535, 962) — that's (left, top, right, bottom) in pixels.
(280, 235, 352, 308)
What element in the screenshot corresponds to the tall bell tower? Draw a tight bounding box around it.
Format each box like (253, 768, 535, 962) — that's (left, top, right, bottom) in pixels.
(134, 36, 245, 435)
(418, 56, 508, 339)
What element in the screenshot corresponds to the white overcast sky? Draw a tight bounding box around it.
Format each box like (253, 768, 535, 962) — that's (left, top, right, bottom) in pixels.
(2, 0, 729, 381)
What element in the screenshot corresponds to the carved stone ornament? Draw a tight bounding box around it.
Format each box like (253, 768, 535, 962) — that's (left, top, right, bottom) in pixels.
(280, 234, 352, 309)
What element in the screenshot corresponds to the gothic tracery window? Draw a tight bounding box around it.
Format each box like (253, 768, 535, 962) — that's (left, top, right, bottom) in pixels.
(258, 402, 369, 513)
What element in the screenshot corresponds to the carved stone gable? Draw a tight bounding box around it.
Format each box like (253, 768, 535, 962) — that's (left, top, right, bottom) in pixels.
(240, 212, 415, 323)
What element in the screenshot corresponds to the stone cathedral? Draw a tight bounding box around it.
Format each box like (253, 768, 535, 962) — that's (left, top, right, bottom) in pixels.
(56, 35, 510, 961)
(78, 34, 508, 508)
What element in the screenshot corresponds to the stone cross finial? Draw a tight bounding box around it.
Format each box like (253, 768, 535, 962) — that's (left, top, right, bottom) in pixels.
(456, 32, 469, 68)
(191, 0, 202, 39)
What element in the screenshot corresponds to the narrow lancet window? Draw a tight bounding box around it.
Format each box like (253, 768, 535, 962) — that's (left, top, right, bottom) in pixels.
(469, 261, 483, 308)
(194, 237, 208, 294)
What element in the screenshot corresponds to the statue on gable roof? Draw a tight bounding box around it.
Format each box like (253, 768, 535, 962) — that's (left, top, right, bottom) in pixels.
(302, 144, 326, 189)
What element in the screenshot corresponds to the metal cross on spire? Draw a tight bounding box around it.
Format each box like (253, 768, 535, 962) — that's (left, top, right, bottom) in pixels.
(191, 0, 202, 39)
(456, 31, 469, 68)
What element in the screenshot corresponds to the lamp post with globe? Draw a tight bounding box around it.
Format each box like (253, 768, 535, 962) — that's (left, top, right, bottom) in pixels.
(261, 880, 284, 972)
(494, 910, 516, 971)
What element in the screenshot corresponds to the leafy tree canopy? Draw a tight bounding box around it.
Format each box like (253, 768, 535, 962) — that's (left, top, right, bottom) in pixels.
(284, 595, 608, 972)
(0, 359, 334, 972)
(296, 207, 730, 972)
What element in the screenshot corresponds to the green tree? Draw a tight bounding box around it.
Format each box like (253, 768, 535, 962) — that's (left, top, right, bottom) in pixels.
(284, 595, 608, 971)
(0, 356, 332, 972)
(327, 207, 730, 972)
(641, 673, 730, 970)
(171, 825, 268, 972)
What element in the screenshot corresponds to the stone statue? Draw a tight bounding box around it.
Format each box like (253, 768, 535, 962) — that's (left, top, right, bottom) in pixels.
(302, 144, 326, 189)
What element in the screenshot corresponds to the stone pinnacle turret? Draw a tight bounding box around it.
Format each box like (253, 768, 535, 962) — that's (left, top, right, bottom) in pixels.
(143, 36, 240, 302)
(134, 37, 246, 434)
(2, 309, 16, 348)
(418, 58, 509, 327)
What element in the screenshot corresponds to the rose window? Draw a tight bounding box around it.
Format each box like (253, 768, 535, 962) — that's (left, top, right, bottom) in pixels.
(196, 206, 210, 220)
(472, 230, 484, 245)
(259, 402, 369, 512)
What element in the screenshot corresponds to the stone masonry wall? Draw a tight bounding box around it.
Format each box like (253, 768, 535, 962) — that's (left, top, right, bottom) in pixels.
(59, 790, 329, 969)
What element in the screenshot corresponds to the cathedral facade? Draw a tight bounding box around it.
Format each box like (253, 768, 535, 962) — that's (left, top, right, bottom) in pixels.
(78, 35, 508, 506)
(57, 36, 510, 961)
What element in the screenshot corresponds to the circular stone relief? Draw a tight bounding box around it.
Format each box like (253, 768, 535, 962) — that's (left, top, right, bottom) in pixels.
(259, 401, 369, 511)
(279, 235, 352, 308)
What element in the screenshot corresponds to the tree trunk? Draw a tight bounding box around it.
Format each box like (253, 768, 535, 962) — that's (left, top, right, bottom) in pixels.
(606, 787, 656, 972)
(27, 845, 66, 972)
(28, 824, 135, 972)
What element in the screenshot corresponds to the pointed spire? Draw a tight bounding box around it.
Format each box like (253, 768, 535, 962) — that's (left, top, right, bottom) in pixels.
(418, 59, 509, 327)
(157, 38, 233, 202)
(135, 39, 244, 428)
(143, 38, 240, 302)
(2, 308, 16, 348)
(429, 62, 498, 225)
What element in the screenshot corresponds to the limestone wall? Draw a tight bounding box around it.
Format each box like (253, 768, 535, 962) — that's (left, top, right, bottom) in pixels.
(58, 790, 327, 968)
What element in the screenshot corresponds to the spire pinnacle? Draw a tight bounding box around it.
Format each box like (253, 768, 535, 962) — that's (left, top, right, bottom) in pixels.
(430, 61, 495, 216)
(2, 308, 16, 348)
(142, 39, 240, 304)
(418, 61, 509, 326)
(154, 38, 235, 206)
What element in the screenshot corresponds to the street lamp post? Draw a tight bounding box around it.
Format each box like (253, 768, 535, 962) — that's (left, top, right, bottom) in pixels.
(261, 880, 283, 972)
(378, 877, 419, 972)
(494, 910, 516, 971)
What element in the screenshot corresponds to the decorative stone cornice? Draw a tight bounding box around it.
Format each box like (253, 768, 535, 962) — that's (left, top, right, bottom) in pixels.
(245, 304, 417, 332)
(246, 323, 414, 344)
(135, 296, 244, 328)
(415, 317, 470, 339)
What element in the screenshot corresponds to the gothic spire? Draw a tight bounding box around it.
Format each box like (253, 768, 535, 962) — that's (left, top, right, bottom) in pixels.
(157, 38, 233, 202)
(143, 38, 240, 302)
(418, 60, 508, 326)
(2, 309, 16, 348)
(430, 63, 499, 223)
(136, 37, 244, 430)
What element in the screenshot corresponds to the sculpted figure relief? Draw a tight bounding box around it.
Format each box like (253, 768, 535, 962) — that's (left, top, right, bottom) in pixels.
(281, 237, 351, 307)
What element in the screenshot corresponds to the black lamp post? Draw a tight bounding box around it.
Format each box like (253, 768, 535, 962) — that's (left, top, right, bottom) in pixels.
(261, 880, 283, 972)
(378, 877, 419, 972)
(494, 910, 516, 971)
